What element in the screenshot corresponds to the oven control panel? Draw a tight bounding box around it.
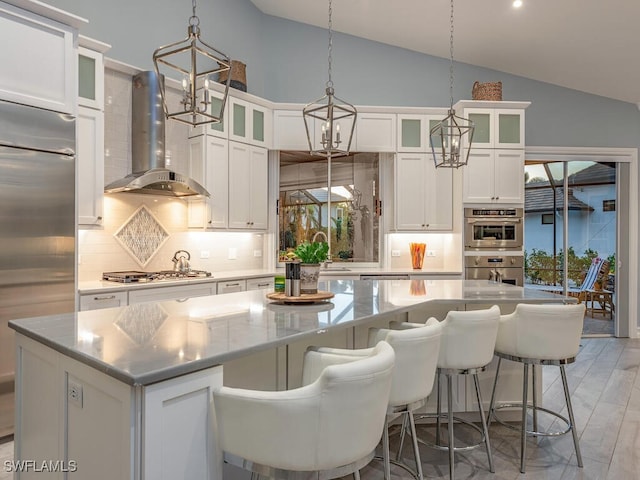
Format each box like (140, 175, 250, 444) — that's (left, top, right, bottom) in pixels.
(465, 256, 524, 268)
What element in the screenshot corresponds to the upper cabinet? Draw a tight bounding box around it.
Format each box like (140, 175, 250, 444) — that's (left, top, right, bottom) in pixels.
(188, 135, 229, 229)
(355, 113, 396, 152)
(0, 1, 84, 114)
(77, 36, 110, 227)
(188, 136, 268, 231)
(457, 101, 529, 205)
(395, 153, 453, 231)
(77, 108, 104, 225)
(397, 113, 448, 153)
(228, 97, 272, 149)
(273, 109, 309, 151)
(462, 149, 525, 204)
(78, 36, 109, 110)
(455, 101, 529, 150)
(228, 143, 268, 230)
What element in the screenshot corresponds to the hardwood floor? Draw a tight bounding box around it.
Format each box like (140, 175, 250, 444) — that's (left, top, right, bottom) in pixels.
(358, 337, 640, 479)
(0, 338, 638, 479)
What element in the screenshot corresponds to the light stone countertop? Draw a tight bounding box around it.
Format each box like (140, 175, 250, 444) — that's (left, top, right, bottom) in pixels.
(12, 280, 570, 386)
(78, 268, 462, 294)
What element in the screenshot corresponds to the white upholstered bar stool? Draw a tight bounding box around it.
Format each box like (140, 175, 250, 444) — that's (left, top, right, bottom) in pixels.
(309, 321, 443, 480)
(406, 305, 500, 480)
(213, 341, 395, 480)
(487, 303, 585, 474)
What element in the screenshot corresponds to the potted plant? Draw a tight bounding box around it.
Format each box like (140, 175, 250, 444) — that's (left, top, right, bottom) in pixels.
(294, 242, 329, 294)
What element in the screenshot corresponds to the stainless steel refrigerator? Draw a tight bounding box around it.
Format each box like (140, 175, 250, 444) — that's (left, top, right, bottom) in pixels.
(0, 100, 76, 440)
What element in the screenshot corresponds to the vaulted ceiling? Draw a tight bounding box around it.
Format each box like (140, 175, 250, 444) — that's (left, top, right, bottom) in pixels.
(251, 0, 640, 105)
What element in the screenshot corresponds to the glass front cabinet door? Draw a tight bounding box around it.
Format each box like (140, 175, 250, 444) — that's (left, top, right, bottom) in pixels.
(229, 97, 272, 148)
(463, 108, 524, 149)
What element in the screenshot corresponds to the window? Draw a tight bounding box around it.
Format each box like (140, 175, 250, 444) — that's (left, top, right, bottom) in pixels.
(278, 152, 380, 263)
(541, 213, 554, 224)
(603, 199, 615, 212)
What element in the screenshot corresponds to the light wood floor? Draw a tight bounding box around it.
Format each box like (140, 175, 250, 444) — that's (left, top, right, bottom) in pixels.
(1, 338, 639, 479)
(359, 337, 640, 479)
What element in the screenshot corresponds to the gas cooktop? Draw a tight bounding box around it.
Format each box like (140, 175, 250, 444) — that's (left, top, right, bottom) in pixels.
(102, 270, 213, 283)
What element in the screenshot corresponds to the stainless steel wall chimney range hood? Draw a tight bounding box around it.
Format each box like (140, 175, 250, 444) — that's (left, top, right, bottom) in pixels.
(104, 71, 209, 197)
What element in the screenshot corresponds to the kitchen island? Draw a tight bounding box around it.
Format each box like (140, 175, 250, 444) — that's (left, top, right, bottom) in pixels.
(9, 280, 571, 480)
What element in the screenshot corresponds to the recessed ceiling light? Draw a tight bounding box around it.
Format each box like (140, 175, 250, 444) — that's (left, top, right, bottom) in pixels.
(513, 0, 523, 8)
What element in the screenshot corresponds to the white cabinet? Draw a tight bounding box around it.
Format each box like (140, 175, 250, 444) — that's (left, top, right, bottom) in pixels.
(78, 37, 110, 110)
(0, 1, 79, 113)
(143, 368, 222, 480)
(15, 334, 222, 480)
(189, 137, 267, 231)
(463, 149, 524, 204)
(228, 97, 271, 148)
(462, 107, 525, 149)
(395, 153, 453, 231)
(77, 107, 105, 226)
(397, 113, 447, 153)
(80, 291, 127, 311)
(273, 109, 309, 150)
(77, 37, 109, 227)
(217, 279, 247, 294)
(228, 142, 268, 230)
(246, 276, 274, 291)
(188, 135, 229, 229)
(355, 112, 395, 151)
(128, 283, 216, 304)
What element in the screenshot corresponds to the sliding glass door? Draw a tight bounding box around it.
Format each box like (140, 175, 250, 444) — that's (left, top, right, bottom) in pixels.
(524, 160, 616, 335)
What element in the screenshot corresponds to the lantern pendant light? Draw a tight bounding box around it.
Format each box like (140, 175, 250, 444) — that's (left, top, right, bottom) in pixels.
(153, 0, 231, 127)
(429, 0, 475, 168)
(303, 0, 357, 158)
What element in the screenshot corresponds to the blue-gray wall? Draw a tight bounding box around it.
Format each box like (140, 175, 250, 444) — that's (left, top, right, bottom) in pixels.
(45, 0, 640, 148)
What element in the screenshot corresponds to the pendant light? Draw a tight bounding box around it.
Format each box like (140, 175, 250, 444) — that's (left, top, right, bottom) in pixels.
(303, 0, 357, 158)
(153, 0, 231, 127)
(429, 0, 475, 168)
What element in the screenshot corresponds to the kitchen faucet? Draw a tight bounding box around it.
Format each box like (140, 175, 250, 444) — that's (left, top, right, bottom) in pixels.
(312, 231, 328, 243)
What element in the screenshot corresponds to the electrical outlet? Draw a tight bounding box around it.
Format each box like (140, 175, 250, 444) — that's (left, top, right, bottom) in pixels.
(253, 250, 262, 257)
(391, 250, 401, 257)
(68, 380, 83, 408)
(427, 250, 436, 257)
(228, 248, 237, 260)
(200, 250, 210, 259)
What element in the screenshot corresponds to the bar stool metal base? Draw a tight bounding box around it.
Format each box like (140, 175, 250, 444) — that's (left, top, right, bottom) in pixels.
(488, 354, 583, 474)
(380, 410, 424, 480)
(407, 368, 494, 480)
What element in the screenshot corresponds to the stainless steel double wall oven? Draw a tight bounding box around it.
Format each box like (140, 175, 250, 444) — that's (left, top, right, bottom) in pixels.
(464, 208, 524, 286)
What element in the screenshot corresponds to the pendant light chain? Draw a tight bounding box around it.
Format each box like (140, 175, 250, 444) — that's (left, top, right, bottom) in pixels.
(327, 0, 333, 88)
(449, 0, 454, 109)
(190, 0, 199, 27)
(302, 0, 356, 157)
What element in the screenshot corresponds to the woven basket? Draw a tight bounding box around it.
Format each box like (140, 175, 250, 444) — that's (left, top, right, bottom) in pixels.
(218, 60, 247, 92)
(472, 81, 502, 101)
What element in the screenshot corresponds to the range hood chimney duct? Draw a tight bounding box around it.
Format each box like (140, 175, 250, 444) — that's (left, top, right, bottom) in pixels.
(104, 71, 209, 197)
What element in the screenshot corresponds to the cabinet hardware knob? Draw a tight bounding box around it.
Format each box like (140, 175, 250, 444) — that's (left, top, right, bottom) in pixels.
(208, 220, 212, 224)
(97, 216, 103, 221)
(94, 295, 116, 301)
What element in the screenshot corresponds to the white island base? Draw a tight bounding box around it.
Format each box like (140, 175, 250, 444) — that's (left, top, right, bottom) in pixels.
(11, 280, 567, 479)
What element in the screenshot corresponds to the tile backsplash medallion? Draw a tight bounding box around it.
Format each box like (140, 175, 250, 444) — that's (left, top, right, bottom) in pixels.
(78, 68, 265, 282)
